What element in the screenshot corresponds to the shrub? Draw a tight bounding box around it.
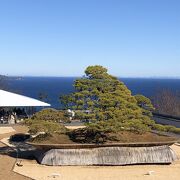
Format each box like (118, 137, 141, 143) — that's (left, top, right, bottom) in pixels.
(28, 120, 67, 135)
(31, 108, 70, 123)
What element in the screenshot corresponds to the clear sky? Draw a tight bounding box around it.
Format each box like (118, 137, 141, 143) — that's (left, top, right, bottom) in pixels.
(0, 0, 179, 77)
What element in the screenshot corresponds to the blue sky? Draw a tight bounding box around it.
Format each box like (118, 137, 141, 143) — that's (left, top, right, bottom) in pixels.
(0, 0, 179, 77)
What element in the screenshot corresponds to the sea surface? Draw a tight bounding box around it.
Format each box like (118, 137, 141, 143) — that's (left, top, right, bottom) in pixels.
(7, 77, 180, 109)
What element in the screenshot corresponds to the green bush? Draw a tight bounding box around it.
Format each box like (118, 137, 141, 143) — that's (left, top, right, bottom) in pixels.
(28, 120, 67, 135)
(31, 108, 70, 123)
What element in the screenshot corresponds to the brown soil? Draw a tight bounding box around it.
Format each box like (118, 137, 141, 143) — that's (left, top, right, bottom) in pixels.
(31, 131, 177, 145)
(106, 131, 177, 143)
(31, 133, 76, 144)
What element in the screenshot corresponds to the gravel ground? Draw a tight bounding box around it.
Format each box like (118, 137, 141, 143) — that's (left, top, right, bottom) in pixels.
(0, 125, 31, 180)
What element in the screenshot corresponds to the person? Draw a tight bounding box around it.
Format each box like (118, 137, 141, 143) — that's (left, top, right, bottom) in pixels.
(0, 117, 3, 124)
(8, 114, 15, 124)
(14, 112, 17, 123)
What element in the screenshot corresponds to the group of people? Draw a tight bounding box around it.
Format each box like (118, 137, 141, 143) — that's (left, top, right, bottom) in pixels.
(0, 108, 27, 124)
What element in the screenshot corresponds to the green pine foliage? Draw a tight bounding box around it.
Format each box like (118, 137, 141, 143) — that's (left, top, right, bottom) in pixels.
(24, 108, 69, 136)
(25, 119, 67, 135)
(134, 94, 155, 117)
(31, 108, 70, 123)
(61, 65, 155, 134)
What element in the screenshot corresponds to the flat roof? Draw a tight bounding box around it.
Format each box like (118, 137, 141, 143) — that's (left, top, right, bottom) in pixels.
(0, 89, 51, 107)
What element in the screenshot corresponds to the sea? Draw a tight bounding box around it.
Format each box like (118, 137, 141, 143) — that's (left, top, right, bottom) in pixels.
(6, 77, 180, 109)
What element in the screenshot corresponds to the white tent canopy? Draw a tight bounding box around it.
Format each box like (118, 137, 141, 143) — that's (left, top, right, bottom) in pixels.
(0, 89, 50, 107)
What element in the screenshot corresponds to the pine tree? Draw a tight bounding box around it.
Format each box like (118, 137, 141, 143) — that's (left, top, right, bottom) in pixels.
(61, 65, 155, 134)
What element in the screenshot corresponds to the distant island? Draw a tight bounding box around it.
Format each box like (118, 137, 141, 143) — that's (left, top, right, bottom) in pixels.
(0, 75, 23, 81)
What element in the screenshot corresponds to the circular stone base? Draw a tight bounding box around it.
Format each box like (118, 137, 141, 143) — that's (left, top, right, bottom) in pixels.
(35, 145, 177, 166)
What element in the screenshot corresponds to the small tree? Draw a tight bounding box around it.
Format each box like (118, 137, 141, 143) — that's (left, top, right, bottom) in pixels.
(60, 65, 155, 134)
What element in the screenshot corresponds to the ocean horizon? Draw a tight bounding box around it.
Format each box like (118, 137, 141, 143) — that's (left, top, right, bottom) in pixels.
(6, 77, 180, 109)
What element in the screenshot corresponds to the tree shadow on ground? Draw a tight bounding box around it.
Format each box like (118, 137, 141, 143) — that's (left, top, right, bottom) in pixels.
(0, 142, 39, 161)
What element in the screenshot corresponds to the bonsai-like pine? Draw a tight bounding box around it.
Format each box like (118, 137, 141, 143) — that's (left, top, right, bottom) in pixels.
(31, 108, 70, 123)
(61, 65, 155, 134)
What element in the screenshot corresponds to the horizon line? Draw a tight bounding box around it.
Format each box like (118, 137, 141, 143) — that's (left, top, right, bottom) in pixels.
(7, 75, 180, 79)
